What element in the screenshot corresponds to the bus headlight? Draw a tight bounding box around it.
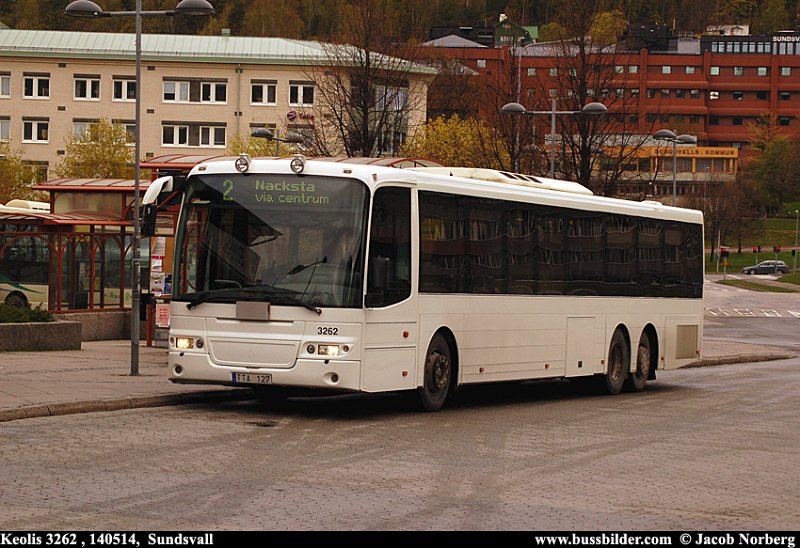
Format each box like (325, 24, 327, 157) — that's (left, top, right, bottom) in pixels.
(317, 344, 340, 357)
(175, 337, 194, 350)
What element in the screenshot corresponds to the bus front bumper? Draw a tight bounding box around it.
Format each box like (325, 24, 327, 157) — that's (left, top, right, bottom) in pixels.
(169, 351, 362, 391)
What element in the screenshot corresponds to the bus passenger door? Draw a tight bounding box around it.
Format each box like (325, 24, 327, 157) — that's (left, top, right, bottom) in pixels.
(363, 186, 418, 393)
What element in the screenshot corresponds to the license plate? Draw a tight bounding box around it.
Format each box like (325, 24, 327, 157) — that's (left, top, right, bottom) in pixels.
(231, 372, 272, 385)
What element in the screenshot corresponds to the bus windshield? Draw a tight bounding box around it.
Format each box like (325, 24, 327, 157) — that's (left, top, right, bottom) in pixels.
(173, 173, 370, 309)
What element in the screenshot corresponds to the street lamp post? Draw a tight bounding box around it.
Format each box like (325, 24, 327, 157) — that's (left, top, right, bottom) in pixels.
(652, 129, 697, 207)
(501, 100, 608, 178)
(794, 209, 798, 272)
(250, 128, 305, 156)
(65, 0, 214, 376)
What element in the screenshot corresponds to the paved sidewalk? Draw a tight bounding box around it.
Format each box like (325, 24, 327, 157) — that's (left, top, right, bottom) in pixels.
(0, 341, 250, 423)
(0, 338, 795, 423)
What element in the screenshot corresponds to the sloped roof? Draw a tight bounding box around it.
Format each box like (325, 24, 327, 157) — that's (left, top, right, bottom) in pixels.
(33, 178, 151, 192)
(420, 34, 487, 48)
(0, 28, 436, 74)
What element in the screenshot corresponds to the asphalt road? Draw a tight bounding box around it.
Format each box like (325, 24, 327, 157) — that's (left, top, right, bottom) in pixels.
(0, 276, 797, 531)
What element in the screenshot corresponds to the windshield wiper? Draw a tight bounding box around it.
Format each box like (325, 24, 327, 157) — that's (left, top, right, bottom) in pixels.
(184, 285, 321, 315)
(287, 256, 327, 275)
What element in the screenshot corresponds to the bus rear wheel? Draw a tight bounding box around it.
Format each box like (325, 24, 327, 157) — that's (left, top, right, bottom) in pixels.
(625, 332, 652, 392)
(418, 333, 453, 412)
(603, 329, 629, 395)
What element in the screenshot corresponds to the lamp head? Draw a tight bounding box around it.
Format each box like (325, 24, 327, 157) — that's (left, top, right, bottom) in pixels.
(250, 127, 275, 140)
(653, 129, 678, 141)
(581, 101, 608, 114)
(500, 102, 527, 115)
(64, 0, 105, 17)
(174, 0, 215, 16)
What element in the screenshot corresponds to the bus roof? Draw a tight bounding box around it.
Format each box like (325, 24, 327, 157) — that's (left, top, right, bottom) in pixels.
(188, 156, 703, 225)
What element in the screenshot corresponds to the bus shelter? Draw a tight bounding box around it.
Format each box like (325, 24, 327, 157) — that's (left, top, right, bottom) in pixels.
(0, 178, 171, 312)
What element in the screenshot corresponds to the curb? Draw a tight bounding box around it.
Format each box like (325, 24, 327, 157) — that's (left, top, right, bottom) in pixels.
(0, 388, 253, 424)
(684, 351, 796, 368)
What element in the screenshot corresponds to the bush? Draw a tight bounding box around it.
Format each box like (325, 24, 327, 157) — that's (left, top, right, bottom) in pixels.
(0, 303, 54, 323)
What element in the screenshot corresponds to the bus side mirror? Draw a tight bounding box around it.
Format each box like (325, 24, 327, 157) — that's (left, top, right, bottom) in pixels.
(366, 256, 390, 307)
(141, 204, 158, 236)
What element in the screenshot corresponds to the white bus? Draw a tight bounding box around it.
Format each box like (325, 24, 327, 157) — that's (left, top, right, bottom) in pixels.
(150, 156, 704, 411)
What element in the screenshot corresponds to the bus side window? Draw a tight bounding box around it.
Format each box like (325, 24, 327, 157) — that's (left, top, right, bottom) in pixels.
(367, 187, 411, 307)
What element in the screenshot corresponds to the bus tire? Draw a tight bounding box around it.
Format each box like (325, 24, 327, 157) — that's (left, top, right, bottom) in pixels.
(4, 292, 28, 308)
(625, 332, 652, 392)
(418, 333, 453, 412)
(603, 329, 629, 395)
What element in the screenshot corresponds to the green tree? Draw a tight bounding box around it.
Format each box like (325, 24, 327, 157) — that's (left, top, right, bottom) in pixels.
(752, 0, 789, 34)
(54, 119, 135, 179)
(226, 132, 303, 156)
(0, 142, 41, 204)
(748, 136, 799, 215)
(400, 114, 510, 168)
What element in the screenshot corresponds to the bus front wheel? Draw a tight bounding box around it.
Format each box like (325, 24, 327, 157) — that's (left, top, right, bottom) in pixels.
(4, 292, 28, 308)
(603, 330, 629, 395)
(418, 333, 453, 412)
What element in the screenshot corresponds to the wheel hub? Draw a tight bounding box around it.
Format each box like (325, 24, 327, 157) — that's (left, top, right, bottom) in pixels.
(429, 352, 449, 392)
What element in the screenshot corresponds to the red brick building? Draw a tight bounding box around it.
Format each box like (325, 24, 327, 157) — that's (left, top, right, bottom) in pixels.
(423, 31, 800, 149)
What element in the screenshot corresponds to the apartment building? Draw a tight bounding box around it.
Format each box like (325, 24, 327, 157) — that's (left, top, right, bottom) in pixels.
(0, 28, 432, 178)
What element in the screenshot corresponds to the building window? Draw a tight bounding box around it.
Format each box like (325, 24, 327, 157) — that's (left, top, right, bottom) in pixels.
(162, 123, 226, 147)
(376, 86, 408, 111)
(0, 118, 9, 141)
(710, 66, 720, 76)
(163, 81, 190, 102)
(162, 124, 189, 146)
(781, 67, 792, 76)
(757, 91, 769, 100)
(201, 82, 227, 103)
(549, 68, 558, 76)
(23, 75, 49, 99)
(615, 65, 624, 74)
(780, 91, 791, 100)
(0, 74, 9, 98)
(709, 90, 720, 100)
(74, 76, 100, 100)
(732, 117, 743, 126)
(709, 116, 720, 125)
(72, 119, 97, 138)
(733, 66, 744, 76)
(112, 120, 136, 143)
(630, 88, 639, 97)
(548, 88, 557, 98)
(23, 119, 49, 143)
(675, 89, 685, 99)
(779, 116, 791, 126)
(628, 65, 638, 73)
(199, 126, 226, 147)
(615, 88, 624, 98)
(527, 67, 536, 76)
(251, 80, 277, 105)
(685, 66, 696, 74)
(289, 81, 315, 106)
(690, 89, 700, 99)
(733, 91, 744, 101)
(113, 78, 136, 101)
(689, 115, 700, 124)
(662, 66, 671, 74)
(476, 59, 486, 68)
(647, 89, 656, 99)
(757, 67, 768, 76)
(660, 89, 669, 98)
